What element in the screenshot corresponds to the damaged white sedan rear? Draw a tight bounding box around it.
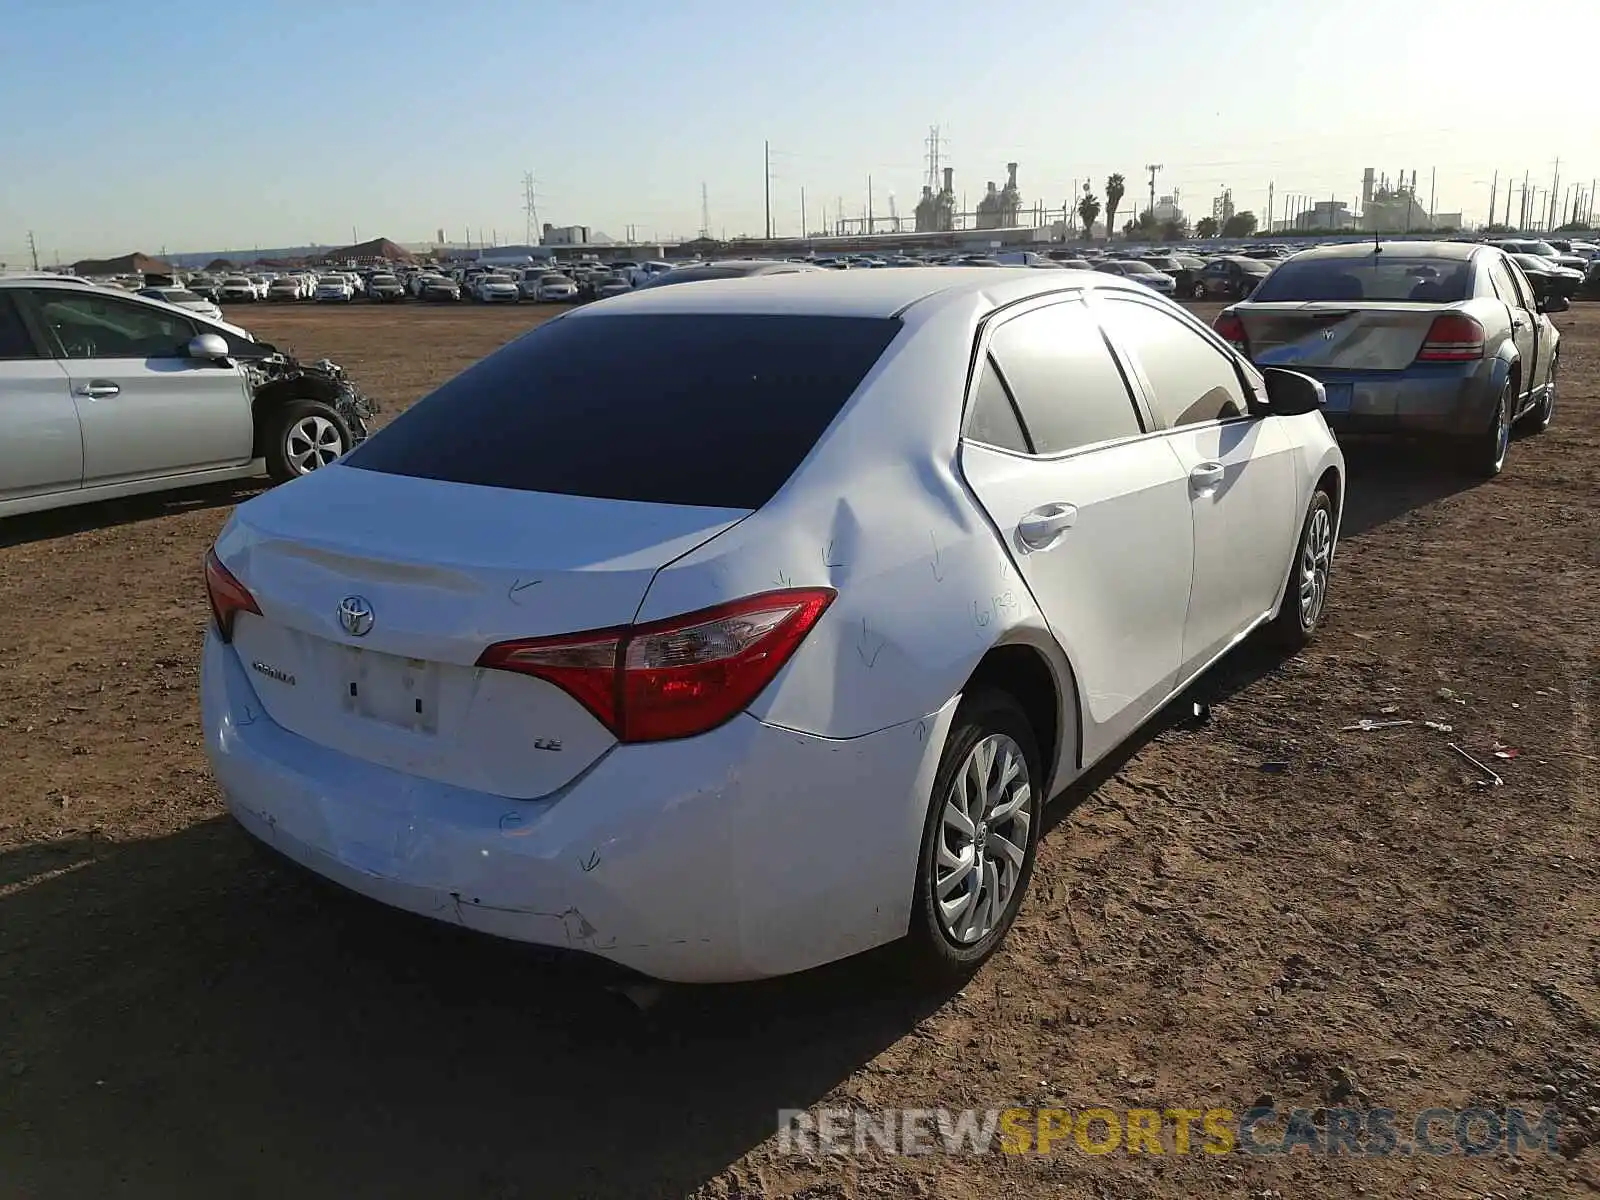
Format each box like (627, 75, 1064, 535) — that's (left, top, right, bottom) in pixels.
(201, 268, 1344, 983)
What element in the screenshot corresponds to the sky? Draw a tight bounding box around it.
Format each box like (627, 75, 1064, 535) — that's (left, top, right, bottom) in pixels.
(1, 0, 1594, 263)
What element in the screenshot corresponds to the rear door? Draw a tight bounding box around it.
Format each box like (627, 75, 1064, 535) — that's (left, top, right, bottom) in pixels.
(1490, 256, 1541, 396)
(957, 297, 1194, 763)
(0, 291, 81, 505)
(1096, 293, 1298, 674)
(29, 289, 256, 487)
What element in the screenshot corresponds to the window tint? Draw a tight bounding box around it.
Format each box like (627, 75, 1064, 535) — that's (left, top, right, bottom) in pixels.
(1486, 258, 1521, 307)
(1501, 258, 1534, 309)
(0, 293, 38, 359)
(34, 291, 195, 359)
(1250, 257, 1469, 303)
(986, 300, 1142, 454)
(965, 355, 1030, 453)
(346, 313, 901, 509)
(1100, 298, 1248, 428)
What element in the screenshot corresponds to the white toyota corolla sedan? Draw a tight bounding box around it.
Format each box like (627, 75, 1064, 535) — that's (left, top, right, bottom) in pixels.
(201, 269, 1343, 983)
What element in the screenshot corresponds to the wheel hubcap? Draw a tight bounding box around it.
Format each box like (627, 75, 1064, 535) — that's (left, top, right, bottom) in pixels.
(285, 415, 344, 475)
(1494, 392, 1510, 462)
(1298, 506, 1332, 628)
(1545, 360, 1558, 418)
(935, 733, 1032, 945)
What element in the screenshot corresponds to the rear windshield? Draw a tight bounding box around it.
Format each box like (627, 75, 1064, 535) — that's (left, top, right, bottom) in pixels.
(1249, 257, 1470, 303)
(345, 313, 903, 509)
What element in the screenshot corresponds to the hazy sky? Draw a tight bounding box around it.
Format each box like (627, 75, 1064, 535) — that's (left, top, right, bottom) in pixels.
(1, 0, 1593, 261)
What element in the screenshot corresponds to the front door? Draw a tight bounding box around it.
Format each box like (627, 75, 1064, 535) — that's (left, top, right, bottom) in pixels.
(28, 289, 256, 487)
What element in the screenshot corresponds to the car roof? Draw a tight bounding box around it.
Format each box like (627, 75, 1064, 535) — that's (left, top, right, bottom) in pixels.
(569, 266, 1135, 319)
(1287, 240, 1480, 263)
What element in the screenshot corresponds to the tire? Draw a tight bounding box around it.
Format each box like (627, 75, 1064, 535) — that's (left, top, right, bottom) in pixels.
(904, 689, 1043, 980)
(1458, 377, 1512, 479)
(1267, 488, 1335, 651)
(1191, 280, 1207, 299)
(264, 399, 352, 484)
(1523, 353, 1556, 433)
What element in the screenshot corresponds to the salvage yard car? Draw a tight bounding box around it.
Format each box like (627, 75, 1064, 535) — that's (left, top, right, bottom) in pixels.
(1214, 241, 1560, 478)
(200, 268, 1342, 984)
(0, 277, 377, 518)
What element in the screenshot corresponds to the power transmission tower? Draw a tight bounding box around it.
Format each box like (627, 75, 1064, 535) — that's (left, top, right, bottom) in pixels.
(1145, 164, 1163, 220)
(28, 230, 39, 271)
(699, 183, 710, 240)
(522, 172, 540, 245)
(764, 141, 772, 240)
(923, 125, 949, 195)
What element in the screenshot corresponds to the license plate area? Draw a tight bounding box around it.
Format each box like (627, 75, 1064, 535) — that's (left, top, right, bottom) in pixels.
(340, 646, 440, 734)
(1320, 383, 1354, 413)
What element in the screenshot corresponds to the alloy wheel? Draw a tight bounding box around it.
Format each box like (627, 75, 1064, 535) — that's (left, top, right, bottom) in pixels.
(1298, 504, 1333, 628)
(934, 733, 1033, 945)
(285, 415, 345, 475)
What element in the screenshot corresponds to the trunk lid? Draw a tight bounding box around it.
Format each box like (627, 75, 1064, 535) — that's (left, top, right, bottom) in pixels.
(1237, 301, 1449, 371)
(217, 464, 749, 798)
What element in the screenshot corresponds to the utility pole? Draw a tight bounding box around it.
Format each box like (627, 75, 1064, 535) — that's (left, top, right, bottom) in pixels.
(1549, 157, 1560, 233)
(27, 230, 39, 271)
(800, 186, 807, 240)
(867, 175, 874, 236)
(764, 140, 772, 240)
(1488, 170, 1497, 227)
(1267, 181, 1274, 232)
(1145, 163, 1163, 220)
(699, 183, 710, 240)
(352, 225, 358, 247)
(1521, 171, 1530, 229)
(1428, 167, 1436, 226)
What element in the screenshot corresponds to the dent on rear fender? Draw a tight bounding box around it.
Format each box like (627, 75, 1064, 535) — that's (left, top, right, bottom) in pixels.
(641, 476, 1044, 740)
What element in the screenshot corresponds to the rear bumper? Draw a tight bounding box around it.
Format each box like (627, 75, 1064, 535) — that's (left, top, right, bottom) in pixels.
(1277, 362, 1500, 437)
(201, 632, 954, 983)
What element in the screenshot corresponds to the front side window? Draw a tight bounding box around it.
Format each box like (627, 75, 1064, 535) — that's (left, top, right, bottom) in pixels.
(33, 291, 196, 359)
(985, 300, 1143, 454)
(1100, 297, 1248, 428)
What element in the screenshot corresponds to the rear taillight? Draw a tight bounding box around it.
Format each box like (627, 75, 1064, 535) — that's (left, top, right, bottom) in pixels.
(1213, 311, 1248, 353)
(204, 549, 260, 643)
(477, 588, 836, 743)
(1416, 314, 1486, 362)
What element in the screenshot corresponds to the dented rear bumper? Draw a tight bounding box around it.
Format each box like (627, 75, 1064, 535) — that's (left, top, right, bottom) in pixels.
(201, 630, 955, 983)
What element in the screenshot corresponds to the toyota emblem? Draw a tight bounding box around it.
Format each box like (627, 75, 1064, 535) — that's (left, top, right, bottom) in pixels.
(338, 595, 375, 637)
(1322, 329, 1336, 341)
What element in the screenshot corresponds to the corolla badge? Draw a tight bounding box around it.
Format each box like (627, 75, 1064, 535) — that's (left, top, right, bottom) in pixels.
(338, 595, 375, 637)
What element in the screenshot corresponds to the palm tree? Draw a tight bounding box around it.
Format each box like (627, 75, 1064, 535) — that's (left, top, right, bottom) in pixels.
(1077, 185, 1102, 241)
(1105, 174, 1126, 242)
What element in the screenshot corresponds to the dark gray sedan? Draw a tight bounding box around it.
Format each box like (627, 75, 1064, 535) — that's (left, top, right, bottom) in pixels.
(1214, 241, 1561, 477)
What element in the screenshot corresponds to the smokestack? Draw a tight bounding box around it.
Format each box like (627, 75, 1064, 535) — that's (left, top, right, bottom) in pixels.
(1361, 168, 1375, 206)
(1006, 162, 1018, 189)
(986, 181, 997, 195)
(942, 167, 953, 193)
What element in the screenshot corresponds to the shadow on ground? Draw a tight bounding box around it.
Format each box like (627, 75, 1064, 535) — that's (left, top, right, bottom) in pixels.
(0, 480, 265, 548)
(0, 821, 954, 1199)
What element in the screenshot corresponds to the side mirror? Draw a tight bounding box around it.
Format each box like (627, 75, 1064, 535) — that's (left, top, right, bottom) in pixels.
(1261, 367, 1325, 417)
(187, 333, 231, 362)
(1537, 293, 1569, 314)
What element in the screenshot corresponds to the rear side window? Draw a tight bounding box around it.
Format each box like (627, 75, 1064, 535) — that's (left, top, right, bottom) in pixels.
(0, 293, 38, 359)
(965, 356, 1030, 453)
(346, 313, 901, 509)
(1100, 297, 1247, 428)
(1251, 256, 1470, 303)
(986, 300, 1142, 454)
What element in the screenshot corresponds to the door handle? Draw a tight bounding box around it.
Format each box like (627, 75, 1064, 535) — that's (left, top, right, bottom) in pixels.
(1189, 462, 1226, 494)
(1017, 502, 1077, 550)
(75, 381, 120, 399)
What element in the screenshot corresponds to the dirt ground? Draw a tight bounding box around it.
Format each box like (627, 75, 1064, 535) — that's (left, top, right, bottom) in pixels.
(1, 300, 1595, 1200)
